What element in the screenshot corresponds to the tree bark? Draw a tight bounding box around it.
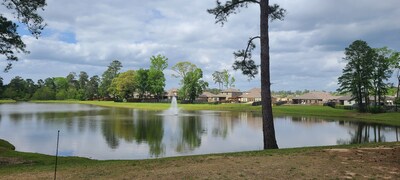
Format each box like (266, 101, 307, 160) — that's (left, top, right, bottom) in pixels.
(260, 0, 278, 149)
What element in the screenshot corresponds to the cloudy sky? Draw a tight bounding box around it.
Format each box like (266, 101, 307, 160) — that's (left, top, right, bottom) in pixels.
(1, 0, 399, 92)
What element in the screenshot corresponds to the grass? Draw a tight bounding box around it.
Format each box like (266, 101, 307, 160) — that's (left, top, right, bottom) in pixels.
(1, 138, 399, 177)
(30, 100, 400, 126)
(0, 99, 16, 103)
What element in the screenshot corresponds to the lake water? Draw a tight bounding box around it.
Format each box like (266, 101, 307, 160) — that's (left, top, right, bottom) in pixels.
(0, 103, 398, 160)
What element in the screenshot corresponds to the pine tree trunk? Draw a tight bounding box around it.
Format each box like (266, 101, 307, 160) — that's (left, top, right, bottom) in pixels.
(260, 0, 278, 149)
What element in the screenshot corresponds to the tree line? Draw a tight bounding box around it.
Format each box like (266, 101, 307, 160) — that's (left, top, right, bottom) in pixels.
(0, 55, 240, 102)
(338, 40, 400, 112)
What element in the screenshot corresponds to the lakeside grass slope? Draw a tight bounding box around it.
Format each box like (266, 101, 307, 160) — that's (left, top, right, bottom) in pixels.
(1, 139, 399, 179)
(31, 100, 400, 126)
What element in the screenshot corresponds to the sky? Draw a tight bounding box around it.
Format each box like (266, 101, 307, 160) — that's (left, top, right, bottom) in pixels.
(1, 0, 399, 92)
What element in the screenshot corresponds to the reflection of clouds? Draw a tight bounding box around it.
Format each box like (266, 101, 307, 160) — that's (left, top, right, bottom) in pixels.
(1, 103, 399, 160)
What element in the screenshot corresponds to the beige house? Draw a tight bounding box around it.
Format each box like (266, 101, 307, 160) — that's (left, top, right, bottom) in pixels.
(165, 88, 178, 99)
(217, 88, 243, 101)
(239, 88, 261, 103)
(292, 91, 338, 105)
(197, 92, 219, 102)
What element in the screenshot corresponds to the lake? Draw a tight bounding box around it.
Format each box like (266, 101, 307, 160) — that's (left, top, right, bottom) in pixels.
(0, 103, 398, 160)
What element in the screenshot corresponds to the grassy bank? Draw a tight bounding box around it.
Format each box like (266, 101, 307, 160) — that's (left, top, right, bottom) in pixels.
(30, 100, 400, 126)
(0, 99, 16, 103)
(1, 139, 399, 179)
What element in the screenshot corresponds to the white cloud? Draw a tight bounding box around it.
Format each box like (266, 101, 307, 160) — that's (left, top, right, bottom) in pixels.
(1, 0, 399, 92)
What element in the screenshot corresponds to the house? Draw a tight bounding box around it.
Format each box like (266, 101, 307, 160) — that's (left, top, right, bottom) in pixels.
(197, 92, 220, 102)
(165, 88, 178, 99)
(337, 95, 356, 106)
(239, 88, 261, 103)
(292, 91, 338, 105)
(217, 88, 243, 101)
(239, 88, 277, 104)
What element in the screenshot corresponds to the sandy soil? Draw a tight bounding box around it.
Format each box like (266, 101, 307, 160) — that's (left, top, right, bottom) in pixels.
(2, 145, 400, 179)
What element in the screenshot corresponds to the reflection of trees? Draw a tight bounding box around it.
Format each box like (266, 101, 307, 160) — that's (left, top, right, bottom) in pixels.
(100, 109, 165, 157)
(337, 123, 395, 145)
(134, 111, 164, 157)
(176, 116, 204, 152)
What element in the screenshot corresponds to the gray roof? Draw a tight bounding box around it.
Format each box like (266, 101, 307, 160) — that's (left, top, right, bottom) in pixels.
(292, 91, 337, 100)
(221, 88, 241, 93)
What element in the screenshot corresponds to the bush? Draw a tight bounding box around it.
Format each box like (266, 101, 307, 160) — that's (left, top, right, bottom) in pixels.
(369, 106, 386, 114)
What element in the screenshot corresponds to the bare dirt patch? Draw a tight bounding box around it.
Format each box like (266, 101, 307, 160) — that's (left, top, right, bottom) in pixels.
(2, 144, 400, 179)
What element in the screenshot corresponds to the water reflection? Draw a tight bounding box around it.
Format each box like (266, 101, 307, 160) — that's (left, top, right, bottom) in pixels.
(337, 122, 399, 144)
(0, 103, 398, 160)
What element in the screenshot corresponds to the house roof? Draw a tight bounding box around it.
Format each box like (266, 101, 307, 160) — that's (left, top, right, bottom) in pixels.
(221, 88, 241, 93)
(337, 95, 353, 101)
(292, 91, 337, 100)
(199, 92, 218, 98)
(166, 88, 178, 97)
(245, 88, 261, 93)
(240, 90, 261, 98)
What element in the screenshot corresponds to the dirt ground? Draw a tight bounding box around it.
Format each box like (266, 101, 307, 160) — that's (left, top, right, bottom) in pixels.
(2, 145, 400, 179)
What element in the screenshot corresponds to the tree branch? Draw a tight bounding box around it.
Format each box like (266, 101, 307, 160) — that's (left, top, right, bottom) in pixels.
(232, 36, 260, 79)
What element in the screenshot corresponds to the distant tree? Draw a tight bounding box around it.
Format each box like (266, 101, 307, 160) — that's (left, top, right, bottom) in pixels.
(78, 71, 89, 89)
(53, 77, 69, 100)
(0, 77, 3, 98)
(370, 48, 393, 107)
(222, 69, 235, 89)
(136, 69, 150, 99)
(25, 78, 36, 99)
(86, 75, 100, 100)
(338, 40, 375, 112)
(0, 0, 46, 71)
(100, 60, 122, 98)
(108, 70, 137, 101)
(208, 0, 285, 149)
(3, 76, 27, 100)
(148, 55, 168, 100)
(171, 61, 197, 82)
(66, 72, 79, 89)
(179, 68, 208, 103)
(212, 71, 224, 90)
(32, 87, 55, 100)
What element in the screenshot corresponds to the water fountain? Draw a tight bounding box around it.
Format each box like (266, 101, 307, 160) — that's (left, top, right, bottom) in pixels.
(168, 96, 179, 115)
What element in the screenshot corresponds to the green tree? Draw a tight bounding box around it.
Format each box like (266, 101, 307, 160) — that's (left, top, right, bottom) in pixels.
(222, 69, 235, 89)
(171, 61, 197, 82)
(100, 60, 122, 98)
(3, 76, 27, 100)
(179, 68, 208, 103)
(31, 86, 55, 100)
(371, 48, 393, 107)
(1, 0, 46, 71)
(148, 55, 168, 100)
(212, 71, 224, 90)
(136, 69, 150, 99)
(86, 75, 100, 100)
(108, 70, 137, 101)
(208, 0, 285, 149)
(338, 40, 375, 112)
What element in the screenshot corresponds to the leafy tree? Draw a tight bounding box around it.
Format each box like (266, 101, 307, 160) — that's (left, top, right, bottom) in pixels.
(0, 0, 46, 71)
(86, 75, 100, 100)
(222, 69, 235, 89)
(53, 77, 69, 100)
(108, 70, 137, 101)
(212, 71, 224, 90)
(100, 60, 122, 98)
(148, 55, 168, 100)
(208, 0, 285, 149)
(78, 71, 89, 90)
(370, 48, 393, 107)
(136, 69, 150, 99)
(31, 86, 55, 100)
(171, 61, 197, 81)
(3, 76, 27, 100)
(338, 40, 375, 112)
(179, 68, 208, 103)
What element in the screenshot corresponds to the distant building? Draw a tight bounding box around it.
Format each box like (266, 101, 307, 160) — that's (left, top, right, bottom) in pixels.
(292, 91, 338, 105)
(165, 88, 178, 99)
(239, 88, 261, 103)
